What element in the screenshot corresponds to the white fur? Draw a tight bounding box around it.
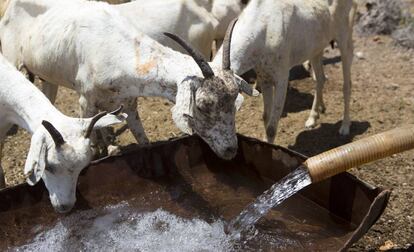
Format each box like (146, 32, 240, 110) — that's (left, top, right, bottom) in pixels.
(213, 0, 357, 142)
(111, 0, 248, 59)
(0, 53, 126, 212)
(210, 0, 247, 48)
(114, 0, 218, 59)
(0, 0, 252, 160)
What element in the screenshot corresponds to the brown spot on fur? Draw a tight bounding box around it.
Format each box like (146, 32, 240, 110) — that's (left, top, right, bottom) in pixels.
(135, 41, 157, 76)
(0, 0, 10, 17)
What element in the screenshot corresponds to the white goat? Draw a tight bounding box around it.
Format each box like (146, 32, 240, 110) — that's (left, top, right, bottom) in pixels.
(210, 0, 248, 49)
(213, 0, 357, 143)
(114, 0, 218, 59)
(0, 0, 256, 160)
(113, 0, 248, 59)
(0, 53, 126, 213)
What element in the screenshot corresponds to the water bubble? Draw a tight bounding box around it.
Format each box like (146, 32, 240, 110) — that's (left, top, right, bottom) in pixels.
(13, 203, 232, 252)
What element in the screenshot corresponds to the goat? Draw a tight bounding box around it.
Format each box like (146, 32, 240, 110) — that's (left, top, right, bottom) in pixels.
(113, 0, 248, 59)
(0, 53, 126, 213)
(114, 0, 218, 59)
(0, 0, 257, 160)
(213, 0, 357, 143)
(210, 0, 248, 49)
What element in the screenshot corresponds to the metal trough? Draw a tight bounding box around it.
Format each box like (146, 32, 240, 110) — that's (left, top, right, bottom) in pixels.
(0, 134, 390, 251)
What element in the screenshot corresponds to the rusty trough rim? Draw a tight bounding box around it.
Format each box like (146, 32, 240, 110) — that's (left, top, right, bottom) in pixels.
(341, 190, 390, 251)
(0, 134, 391, 251)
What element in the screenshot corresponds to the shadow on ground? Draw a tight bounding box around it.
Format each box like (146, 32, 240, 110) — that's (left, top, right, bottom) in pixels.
(288, 121, 371, 156)
(242, 55, 343, 116)
(241, 55, 342, 83)
(323, 55, 341, 66)
(283, 86, 314, 116)
(240, 64, 312, 83)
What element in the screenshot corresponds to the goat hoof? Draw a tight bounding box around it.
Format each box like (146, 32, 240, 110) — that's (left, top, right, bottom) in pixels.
(254, 82, 262, 93)
(339, 124, 351, 136)
(139, 137, 150, 145)
(305, 118, 317, 129)
(265, 126, 276, 143)
(0, 174, 5, 189)
(319, 105, 326, 114)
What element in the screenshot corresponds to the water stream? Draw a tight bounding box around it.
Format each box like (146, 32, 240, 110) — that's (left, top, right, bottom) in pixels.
(226, 166, 312, 235)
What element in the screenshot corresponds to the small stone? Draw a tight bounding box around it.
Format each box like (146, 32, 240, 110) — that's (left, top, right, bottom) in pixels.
(373, 36, 381, 42)
(379, 240, 395, 251)
(355, 51, 365, 59)
(107, 145, 121, 156)
(386, 83, 400, 90)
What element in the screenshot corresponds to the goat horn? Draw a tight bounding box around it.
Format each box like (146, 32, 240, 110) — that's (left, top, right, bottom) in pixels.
(110, 105, 123, 115)
(84, 111, 108, 138)
(163, 32, 215, 79)
(222, 18, 238, 70)
(42, 120, 65, 148)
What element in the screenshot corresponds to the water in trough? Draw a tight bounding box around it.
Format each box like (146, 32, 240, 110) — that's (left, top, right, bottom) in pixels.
(3, 136, 379, 251)
(10, 167, 314, 252)
(11, 201, 304, 252)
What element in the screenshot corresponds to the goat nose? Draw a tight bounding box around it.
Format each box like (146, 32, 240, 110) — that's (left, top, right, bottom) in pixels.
(226, 146, 237, 153)
(224, 146, 237, 157)
(55, 204, 74, 214)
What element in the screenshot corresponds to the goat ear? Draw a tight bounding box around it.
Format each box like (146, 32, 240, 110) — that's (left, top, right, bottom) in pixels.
(89, 112, 127, 130)
(172, 106, 194, 135)
(235, 93, 244, 111)
(183, 114, 194, 135)
(182, 86, 195, 134)
(24, 130, 47, 186)
(171, 78, 198, 135)
(234, 74, 260, 97)
(188, 85, 197, 117)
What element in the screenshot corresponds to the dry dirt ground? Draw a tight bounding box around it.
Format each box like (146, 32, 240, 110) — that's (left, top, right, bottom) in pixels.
(2, 14, 414, 252)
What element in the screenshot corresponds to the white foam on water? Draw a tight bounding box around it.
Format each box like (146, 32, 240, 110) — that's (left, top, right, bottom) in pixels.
(12, 202, 232, 252)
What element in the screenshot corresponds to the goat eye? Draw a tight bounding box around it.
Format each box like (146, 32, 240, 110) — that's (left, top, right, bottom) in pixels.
(45, 165, 56, 174)
(197, 102, 211, 114)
